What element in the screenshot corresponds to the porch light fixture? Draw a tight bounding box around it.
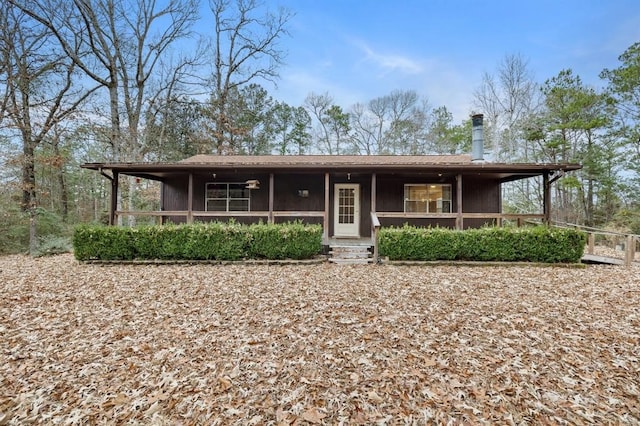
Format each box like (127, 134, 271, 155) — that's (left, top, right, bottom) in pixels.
(245, 179, 260, 189)
(347, 173, 351, 180)
(549, 170, 565, 184)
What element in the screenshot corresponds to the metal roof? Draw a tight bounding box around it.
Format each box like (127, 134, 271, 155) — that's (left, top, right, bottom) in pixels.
(81, 154, 582, 182)
(179, 154, 473, 166)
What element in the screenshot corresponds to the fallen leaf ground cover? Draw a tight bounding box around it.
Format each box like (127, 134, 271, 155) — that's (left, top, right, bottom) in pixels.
(1, 254, 639, 424)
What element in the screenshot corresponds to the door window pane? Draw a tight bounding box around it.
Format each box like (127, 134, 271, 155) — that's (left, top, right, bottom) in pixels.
(338, 188, 355, 224)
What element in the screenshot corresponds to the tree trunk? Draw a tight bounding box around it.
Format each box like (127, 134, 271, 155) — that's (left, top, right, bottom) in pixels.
(22, 141, 39, 255)
(21, 144, 36, 212)
(585, 179, 594, 226)
(59, 168, 69, 221)
(52, 139, 69, 221)
(29, 208, 38, 256)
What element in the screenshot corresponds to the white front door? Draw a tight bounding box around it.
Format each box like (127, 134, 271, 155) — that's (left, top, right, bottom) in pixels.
(334, 184, 360, 237)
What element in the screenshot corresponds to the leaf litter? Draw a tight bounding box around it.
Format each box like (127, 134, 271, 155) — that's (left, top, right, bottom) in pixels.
(0, 254, 639, 424)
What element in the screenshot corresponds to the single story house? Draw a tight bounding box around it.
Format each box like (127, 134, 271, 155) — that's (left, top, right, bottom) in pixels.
(81, 116, 581, 245)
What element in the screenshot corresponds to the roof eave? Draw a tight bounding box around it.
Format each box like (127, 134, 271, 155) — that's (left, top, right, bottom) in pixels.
(81, 162, 581, 173)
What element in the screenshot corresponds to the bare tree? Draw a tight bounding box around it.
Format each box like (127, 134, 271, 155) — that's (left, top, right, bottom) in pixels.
(474, 54, 543, 215)
(305, 92, 333, 153)
(9, 0, 199, 225)
(207, 0, 292, 154)
(143, 48, 210, 160)
(0, 4, 96, 254)
(349, 102, 379, 155)
(349, 90, 429, 154)
(304, 92, 351, 154)
(8, 0, 199, 159)
(474, 53, 541, 162)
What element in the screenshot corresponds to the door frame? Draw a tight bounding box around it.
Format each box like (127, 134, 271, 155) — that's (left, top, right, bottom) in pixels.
(333, 183, 360, 237)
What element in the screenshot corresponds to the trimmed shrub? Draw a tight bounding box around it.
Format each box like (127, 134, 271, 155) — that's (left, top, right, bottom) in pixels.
(73, 225, 136, 260)
(131, 225, 194, 259)
(248, 221, 322, 259)
(379, 225, 586, 263)
(378, 225, 459, 261)
(73, 221, 322, 261)
(182, 222, 249, 260)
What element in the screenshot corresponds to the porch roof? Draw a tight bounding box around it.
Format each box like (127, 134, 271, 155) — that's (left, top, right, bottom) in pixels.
(81, 154, 581, 182)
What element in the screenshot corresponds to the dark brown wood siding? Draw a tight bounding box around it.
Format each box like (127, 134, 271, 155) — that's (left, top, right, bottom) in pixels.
(462, 175, 501, 228)
(161, 172, 270, 223)
(272, 173, 325, 227)
(375, 174, 459, 229)
(273, 174, 325, 211)
(375, 175, 460, 212)
(162, 176, 188, 210)
(375, 175, 405, 212)
(159, 171, 502, 230)
(161, 176, 188, 223)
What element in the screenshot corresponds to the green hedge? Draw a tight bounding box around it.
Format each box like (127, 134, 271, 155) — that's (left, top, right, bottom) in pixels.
(379, 225, 586, 263)
(248, 221, 323, 259)
(73, 221, 322, 261)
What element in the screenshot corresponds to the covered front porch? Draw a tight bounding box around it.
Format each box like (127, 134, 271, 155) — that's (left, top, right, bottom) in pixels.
(83, 161, 572, 242)
(81, 155, 582, 263)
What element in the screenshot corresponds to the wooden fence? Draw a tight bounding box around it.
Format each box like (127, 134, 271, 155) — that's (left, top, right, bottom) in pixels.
(552, 222, 638, 268)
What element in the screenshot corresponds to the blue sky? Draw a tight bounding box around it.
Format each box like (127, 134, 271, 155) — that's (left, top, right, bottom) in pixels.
(257, 0, 640, 122)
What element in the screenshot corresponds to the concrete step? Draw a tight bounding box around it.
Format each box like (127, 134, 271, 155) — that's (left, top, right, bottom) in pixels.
(328, 257, 374, 265)
(329, 252, 370, 259)
(329, 247, 371, 253)
(329, 247, 370, 253)
(329, 244, 371, 249)
(328, 244, 373, 264)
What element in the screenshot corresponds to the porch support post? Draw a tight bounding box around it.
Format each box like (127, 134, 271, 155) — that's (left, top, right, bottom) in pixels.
(543, 171, 551, 225)
(159, 182, 164, 225)
(324, 172, 330, 241)
(456, 174, 463, 230)
(371, 173, 377, 213)
(110, 171, 118, 226)
(187, 173, 193, 224)
(268, 173, 275, 224)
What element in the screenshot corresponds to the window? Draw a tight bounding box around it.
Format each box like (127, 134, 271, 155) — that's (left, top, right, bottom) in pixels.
(206, 183, 250, 211)
(404, 184, 452, 213)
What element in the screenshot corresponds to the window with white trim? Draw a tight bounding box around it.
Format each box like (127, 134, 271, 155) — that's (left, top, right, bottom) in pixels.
(205, 182, 250, 211)
(404, 184, 452, 213)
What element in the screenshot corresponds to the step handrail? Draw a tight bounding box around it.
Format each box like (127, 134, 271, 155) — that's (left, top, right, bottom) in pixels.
(371, 212, 381, 263)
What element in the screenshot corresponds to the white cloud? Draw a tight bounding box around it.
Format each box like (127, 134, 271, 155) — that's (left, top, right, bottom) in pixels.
(274, 68, 366, 108)
(270, 31, 482, 123)
(354, 41, 424, 75)
(275, 55, 478, 123)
